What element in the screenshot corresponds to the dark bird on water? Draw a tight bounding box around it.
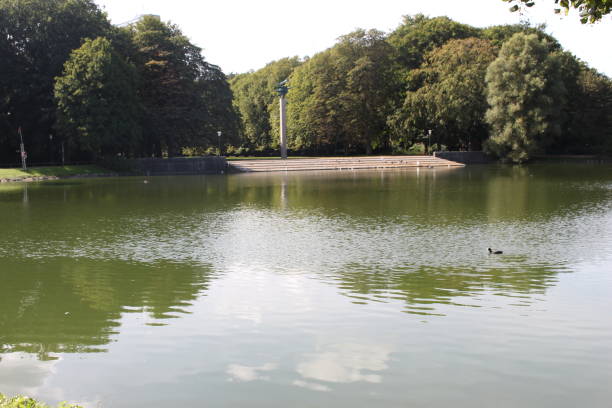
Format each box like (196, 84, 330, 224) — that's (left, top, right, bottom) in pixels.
(488, 248, 503, 254)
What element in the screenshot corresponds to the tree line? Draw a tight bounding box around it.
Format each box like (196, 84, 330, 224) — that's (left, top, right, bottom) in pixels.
(0, 0, 238, 164)
(231, 15, 612, 162)
(1, 1, 611, 164)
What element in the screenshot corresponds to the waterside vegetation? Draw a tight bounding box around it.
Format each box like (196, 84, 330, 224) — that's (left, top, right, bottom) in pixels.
(0, 394, 81, 408)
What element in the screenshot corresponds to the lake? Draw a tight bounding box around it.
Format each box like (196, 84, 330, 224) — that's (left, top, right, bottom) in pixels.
(1, 163, 612, 407)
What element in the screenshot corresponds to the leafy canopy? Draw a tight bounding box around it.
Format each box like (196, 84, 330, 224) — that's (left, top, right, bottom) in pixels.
(287, 29, 398, 154)
(54, 37, 141, 158)
(485, 33, 566, 162)
(503, 0, 612, 23)
(389, 37, 498, 151)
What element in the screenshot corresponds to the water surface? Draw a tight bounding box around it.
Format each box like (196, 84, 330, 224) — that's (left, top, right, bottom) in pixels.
(1, 164, 612, 407)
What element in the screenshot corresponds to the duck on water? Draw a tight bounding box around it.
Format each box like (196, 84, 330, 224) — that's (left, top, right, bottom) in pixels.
(488, 248, 503, 254)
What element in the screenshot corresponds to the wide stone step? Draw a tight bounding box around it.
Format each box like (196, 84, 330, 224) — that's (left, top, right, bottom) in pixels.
(228, 156, 463, 173)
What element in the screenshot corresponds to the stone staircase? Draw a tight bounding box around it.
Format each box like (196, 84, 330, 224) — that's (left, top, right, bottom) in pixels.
(228, 155, 464, 173)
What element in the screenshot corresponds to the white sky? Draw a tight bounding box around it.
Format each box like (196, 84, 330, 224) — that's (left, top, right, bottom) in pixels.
(94, 0, 612, 76)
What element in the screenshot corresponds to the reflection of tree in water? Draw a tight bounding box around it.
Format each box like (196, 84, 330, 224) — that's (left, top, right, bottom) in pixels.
(228, 164, 612, 223)
(0, 258, 212, 360)
(333, 261, 564, 316)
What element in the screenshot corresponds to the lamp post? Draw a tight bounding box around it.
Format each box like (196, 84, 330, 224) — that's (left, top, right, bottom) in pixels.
(428, 129, 432, 155)
(217, 130, 222, 156)
(49, 134, 53, 164)
(18, 126, 27, 170)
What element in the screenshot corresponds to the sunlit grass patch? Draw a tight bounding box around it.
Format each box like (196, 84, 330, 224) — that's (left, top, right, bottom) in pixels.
(0, 165, 108, 179)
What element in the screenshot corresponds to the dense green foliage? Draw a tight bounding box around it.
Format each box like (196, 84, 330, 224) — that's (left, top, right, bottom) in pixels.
(128, 16, 238, 157)
(0, 393, 81, 408)
(286, 29, 398, 154)
(389, 38, 498, 152)
(387, 15, 480, 73)
(485, 33, 566, 162)
(0, 0, 237, 163)
(1, 1, 611, 163)
(230, 57, 302, 153)
(230, 15, 611, 160)
(55, 37, 141, 158)
(0, 0, 111, 163)
(504, 0, 612, 23)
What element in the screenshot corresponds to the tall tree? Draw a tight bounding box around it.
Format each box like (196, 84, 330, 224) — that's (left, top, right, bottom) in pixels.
(287, 29, 398, 154)
(54, 37, 141, 158)
(551, 57, 612, 154)
(0, 0, 111, 163)
(389, 38, 498, 152)
(196, 63, 241, 149)
(285, 51, 340, 152)
(485, 33, 566, 162)
(335, 30, 401, 153)
(128, 16, 226, 157)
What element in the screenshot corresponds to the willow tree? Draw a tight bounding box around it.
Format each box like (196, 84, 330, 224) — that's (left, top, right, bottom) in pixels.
(485, 33, 566, 163)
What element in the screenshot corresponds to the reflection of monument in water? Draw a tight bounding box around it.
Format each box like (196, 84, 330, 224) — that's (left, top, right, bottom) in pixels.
(0, 258, 213, 360)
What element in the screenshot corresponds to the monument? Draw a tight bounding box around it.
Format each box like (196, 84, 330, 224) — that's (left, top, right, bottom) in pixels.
(275, 80, 289, 159)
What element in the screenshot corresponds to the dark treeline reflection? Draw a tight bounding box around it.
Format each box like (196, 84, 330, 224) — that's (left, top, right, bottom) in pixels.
(333, 262, 564, 316)
(223, 164, 612, 221)
(1, 164, 610, 226)
(0, 257, 212, 360)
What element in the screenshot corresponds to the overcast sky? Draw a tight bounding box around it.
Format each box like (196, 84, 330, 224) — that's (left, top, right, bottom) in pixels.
(94, 0, 612, 76)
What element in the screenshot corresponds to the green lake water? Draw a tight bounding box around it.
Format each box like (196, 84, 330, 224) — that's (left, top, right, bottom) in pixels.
(1, 164, 611, 407)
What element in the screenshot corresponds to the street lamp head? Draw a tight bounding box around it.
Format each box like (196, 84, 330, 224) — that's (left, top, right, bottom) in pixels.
(217, 131, 222, 137)
(428, 129, 432, 136)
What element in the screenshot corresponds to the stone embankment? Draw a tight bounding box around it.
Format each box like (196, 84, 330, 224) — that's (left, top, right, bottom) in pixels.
(129, 157, 227, 175)
(0, 175, 60, 183)
(228, 155, 463, 173)
(434, 151, 492, 164)
(0, 173, 115, 183)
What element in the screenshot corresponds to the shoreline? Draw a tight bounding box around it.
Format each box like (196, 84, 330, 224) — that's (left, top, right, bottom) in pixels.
(0, 173, 118, 184)
(2, 154, 610, 184)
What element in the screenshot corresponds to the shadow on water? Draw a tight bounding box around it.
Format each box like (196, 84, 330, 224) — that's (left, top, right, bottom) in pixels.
(0, 257, 214, 361)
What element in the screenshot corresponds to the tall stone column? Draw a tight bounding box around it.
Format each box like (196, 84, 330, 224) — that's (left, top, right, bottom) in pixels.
(279, 95, 287, 159)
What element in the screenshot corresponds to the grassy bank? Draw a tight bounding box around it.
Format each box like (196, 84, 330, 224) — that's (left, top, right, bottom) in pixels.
(0, 165, 109, 180)
(0, 394, 81, 408)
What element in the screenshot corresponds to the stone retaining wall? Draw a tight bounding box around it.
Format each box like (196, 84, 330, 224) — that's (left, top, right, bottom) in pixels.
(434, 151, 492, 164)
(129, 157, 227, 175)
